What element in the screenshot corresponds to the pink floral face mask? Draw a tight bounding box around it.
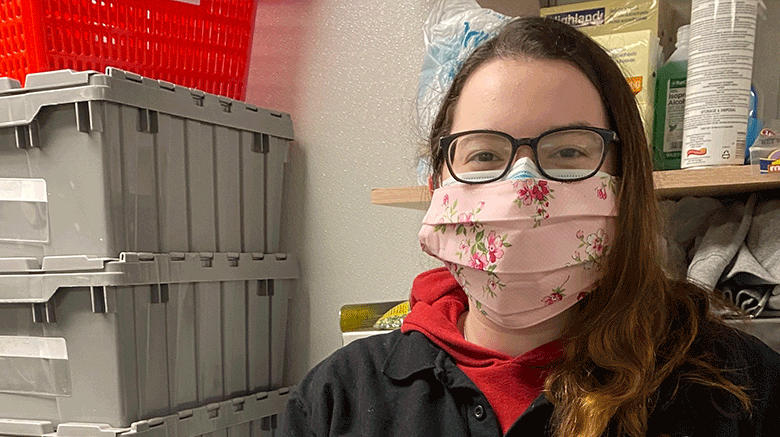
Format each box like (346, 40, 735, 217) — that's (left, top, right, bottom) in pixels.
(418, 175, 619, 329)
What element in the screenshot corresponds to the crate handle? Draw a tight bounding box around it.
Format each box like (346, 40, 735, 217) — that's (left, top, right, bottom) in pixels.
(257, 279, 275, 297)
(91, 286, 117, 314)
(31, 302, 56, 323)
(14, 123, 40, 149)
(151, 284, 169, 304)
(253, 133, 269, 154)
(138, 109, 159, 134)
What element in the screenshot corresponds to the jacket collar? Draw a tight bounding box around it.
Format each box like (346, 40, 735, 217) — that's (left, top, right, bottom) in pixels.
(381, 330, 494, 392)
(382, 331, 444, 381)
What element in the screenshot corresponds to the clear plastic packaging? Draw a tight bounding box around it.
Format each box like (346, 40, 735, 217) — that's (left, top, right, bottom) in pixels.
(416, 0, 509, 139)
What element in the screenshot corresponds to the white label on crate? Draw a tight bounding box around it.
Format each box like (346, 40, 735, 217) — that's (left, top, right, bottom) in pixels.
(0, 336, 71, 396)
(0, 336, 67, 359)
(171, 0, 201, 4)
(0, 178, 47, 202)
(0, 178, 49, 243)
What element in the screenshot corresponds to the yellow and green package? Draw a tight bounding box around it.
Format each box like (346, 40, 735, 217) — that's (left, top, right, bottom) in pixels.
(373, 301, 411, 330)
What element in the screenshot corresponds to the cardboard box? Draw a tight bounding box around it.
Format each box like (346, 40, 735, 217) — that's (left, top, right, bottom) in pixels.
(541, 0, 684, 61)
(591, 30, 659, 142)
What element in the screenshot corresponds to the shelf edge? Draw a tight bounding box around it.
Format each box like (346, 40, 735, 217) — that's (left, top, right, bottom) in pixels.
(373, 166, 780, 209)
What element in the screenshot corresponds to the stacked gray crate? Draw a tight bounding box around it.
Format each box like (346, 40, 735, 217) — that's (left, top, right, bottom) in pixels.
(0, 388, 292, 437)
(0, 68, 290, 255)
(0, 69, 295, 436)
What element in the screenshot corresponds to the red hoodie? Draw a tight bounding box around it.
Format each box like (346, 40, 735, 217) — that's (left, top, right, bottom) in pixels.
(401, 267, 563, 434)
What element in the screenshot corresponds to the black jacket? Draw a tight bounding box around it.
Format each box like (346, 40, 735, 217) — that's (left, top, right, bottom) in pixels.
(281, 326, 780, 436)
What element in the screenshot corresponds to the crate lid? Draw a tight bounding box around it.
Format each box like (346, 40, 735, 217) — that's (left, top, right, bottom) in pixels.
(0, 77, 22, 92)
(0, 387, 291, 437)
(0, 419, 55, 436)
(127, 387, 291, 437)
(0, 69, 293, 140)
(0, 252, 298, 303)
(54, 424, 127, 437)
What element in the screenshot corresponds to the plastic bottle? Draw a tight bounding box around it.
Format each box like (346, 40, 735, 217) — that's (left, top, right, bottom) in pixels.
(651, 24, 689, 171)
(681, 0, 759, 169)
(744, 84, 762, 163)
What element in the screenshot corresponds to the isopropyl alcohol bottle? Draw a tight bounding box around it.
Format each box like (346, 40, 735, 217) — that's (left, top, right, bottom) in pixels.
(652, 25, 689, 170)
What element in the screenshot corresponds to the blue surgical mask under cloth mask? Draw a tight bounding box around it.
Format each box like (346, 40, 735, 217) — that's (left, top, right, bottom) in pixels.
(441, 157, 540, 187)
(441, 157, 612, 187)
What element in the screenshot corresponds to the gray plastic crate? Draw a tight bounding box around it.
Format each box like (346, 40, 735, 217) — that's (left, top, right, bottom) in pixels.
(0, 387, 290, 437)
(0, 252, 297, 427)
(0, 68, 292, 258)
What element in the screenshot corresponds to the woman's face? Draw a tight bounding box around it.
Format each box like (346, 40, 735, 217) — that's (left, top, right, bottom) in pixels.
(444, 57, 616, 180)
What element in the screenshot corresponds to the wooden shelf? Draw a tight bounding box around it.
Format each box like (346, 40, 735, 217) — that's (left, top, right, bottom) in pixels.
(371, 166, 780, 210)
(653, 165, 780, 198)
(371, 185, 431, 210)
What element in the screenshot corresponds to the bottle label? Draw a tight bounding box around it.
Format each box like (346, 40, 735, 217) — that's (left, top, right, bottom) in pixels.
(681, 0, 757, 168)
(663, 79, 686, 153)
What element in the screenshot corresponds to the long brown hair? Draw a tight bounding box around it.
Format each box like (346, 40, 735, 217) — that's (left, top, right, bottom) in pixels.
(425, 16, 751, 437)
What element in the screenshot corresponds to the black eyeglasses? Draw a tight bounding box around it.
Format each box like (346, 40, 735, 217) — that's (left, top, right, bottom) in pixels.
(440, 126, 618, 184)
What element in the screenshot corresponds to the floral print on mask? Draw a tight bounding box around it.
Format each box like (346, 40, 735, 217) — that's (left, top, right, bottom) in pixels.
(456, 228, 511, 298)
(435, 200, 512, 299)
(596, 175, 617, 200)
(572, 228, 610, 270)
(513, 179, 554, 227)
(433, 196, 485, 236)
(542, 276, 570, 305)
(449, 263, 498, 306)
(471, 296, 490, 317)
(422, 175, 619, 328)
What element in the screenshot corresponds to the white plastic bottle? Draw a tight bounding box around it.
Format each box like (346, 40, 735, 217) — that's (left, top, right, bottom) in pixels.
(681, 0, 759, 168)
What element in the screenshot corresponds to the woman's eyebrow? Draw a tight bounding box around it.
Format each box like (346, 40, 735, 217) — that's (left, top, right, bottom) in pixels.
(548, 121, 598, 129)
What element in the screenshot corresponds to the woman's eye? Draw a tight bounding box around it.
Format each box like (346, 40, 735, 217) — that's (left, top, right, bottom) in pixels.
(470, 151, 500, 162)
(552, 147, 586, 159)
(451, 133, 511, 169)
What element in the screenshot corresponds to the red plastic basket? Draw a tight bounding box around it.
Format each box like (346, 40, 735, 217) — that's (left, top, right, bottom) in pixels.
(0, 0, 258, 100)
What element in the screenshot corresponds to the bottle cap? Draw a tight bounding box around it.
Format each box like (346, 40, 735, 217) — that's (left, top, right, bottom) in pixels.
(677, 25, 690, 47)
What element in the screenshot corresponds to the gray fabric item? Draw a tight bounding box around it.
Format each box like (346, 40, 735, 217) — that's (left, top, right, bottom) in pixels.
(660, 194, 780, 319)
(720, 283, 778, 318)
(735, 288, 770, 317)
(658, 197, 723, 279)
(721, 286, 734, 303)
(770, 285, 780, 311)
(723, 242, 779, 286)
(720, 197, 780, 311)
(687, 194, 756, 290)
(744, 198, 780, 278)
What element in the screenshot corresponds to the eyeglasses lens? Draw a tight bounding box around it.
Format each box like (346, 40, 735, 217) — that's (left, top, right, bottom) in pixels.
(447, 130, 605, 182)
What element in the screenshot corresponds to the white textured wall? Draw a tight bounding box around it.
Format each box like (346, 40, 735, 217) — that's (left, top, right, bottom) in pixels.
(246, 1, 440, 385)
(243, 0, 780, 389)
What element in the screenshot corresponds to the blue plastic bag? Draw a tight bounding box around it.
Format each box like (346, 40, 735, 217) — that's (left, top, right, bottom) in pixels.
(416, 0, 509, 139)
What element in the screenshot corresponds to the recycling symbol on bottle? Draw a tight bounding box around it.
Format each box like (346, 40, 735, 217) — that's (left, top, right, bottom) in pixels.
(722, 150, 731, 159)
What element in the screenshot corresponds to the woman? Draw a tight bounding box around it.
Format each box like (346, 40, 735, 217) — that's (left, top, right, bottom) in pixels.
(281, 16, 780, 437)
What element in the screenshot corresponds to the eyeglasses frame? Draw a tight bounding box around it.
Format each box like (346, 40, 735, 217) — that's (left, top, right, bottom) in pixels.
(439, 126, 619, 184)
